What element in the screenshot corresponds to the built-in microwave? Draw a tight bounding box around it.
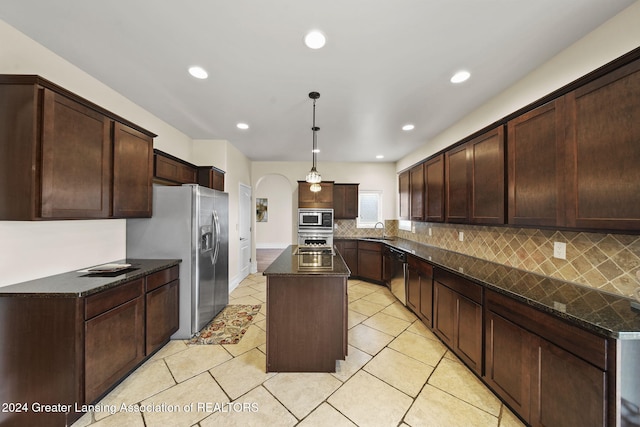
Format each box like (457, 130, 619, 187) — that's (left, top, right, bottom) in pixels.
(298, 208, 333, 230)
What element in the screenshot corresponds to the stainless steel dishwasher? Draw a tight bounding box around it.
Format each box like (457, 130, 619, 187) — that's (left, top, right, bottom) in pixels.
(383, 246, 408, 305)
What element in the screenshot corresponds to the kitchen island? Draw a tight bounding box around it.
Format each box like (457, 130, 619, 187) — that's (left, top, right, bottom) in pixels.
(263, 245, 350, 372)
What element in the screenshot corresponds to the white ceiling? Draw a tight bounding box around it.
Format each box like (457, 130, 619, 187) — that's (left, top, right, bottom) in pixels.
(0, 1, 634, 162)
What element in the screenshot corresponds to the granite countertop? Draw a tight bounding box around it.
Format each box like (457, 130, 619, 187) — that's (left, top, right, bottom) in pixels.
(336, 237, 640, 340)
(263, 245, 350, 277)
(0, 259, 181, 298)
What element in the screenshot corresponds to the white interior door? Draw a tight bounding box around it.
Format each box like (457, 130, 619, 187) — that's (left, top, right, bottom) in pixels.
(239, 183, 252, 279)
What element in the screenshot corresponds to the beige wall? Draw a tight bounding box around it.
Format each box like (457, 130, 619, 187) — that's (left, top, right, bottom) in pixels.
(0, 19, 186, 286)
(397, 1, 640, 171)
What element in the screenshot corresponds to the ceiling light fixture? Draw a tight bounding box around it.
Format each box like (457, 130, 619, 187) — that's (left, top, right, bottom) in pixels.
(402, 124, 415, 131)
(450, 70, 471, 83)
(305, 91, 322, 191)
(304, 30, 326, 49)
(188, 66, 208, 79)
(236, 122, 249, 130)
(376, 155, 385, 159)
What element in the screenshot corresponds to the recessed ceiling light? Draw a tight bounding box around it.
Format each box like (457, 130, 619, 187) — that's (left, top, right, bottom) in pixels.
(376, 155, 384, 159)
(304, 30, 326, 49)
(236, 123, 249, 130)
(402, 124, 415, 131)
(312, 148, 320, 153)
(450, 70, 471, 83)
(188, 66, 208, 79)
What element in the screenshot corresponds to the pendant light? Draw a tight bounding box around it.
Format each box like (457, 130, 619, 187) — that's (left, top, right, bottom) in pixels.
(305, 91, 322, 192)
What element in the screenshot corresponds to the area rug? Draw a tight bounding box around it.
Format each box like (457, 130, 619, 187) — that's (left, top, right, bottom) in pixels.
(188, 304, 261, 345)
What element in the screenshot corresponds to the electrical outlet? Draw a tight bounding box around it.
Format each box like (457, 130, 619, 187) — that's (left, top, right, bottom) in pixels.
(428, 227, 432, 236)
(458, 267, 464, 273)
(553, 242, 567, 260)
(553, 301, 567, 312)
(458, 231, 464, 242)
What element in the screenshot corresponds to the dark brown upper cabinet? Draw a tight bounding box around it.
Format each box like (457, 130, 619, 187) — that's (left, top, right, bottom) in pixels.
(409, 163, 425, 221)
(298, 181, 334, 209)
(508, 57, 640, 232)
(0, 75, 156, 220)
(508, 99, 565, 227)
(564, 59, 640, 231)
(445, 144, 470, 223)
(469, 126, 505, 224)
(445, 126, 505, 224)
(40, 88, 112, 219)
(398, 170, 410, 220)
(333, 183, 359, 219)
(424, 154, 445, 222)
(113, 123, 153, 218)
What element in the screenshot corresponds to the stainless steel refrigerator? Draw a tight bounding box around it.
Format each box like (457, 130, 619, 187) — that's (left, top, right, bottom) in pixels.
(126, 184, 229, 339)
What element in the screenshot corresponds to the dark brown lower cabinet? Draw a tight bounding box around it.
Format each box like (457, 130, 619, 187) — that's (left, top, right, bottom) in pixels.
(357, 241, 382, 282)
(84, 284, 145, 404)
(335, 239, 358, 276)
(145, 266, 180, 354)
(406, 255, 433, 326)
(433, 268, 482, 374)
(0, 265, 179, 427)
(485, 289, 608, 427)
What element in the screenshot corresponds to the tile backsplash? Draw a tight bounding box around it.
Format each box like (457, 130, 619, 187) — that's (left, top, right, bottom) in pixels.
(335, 219, 640, 298)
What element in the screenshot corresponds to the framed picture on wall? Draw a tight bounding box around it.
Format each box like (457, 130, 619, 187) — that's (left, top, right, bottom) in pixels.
(256, 198, 268, 222)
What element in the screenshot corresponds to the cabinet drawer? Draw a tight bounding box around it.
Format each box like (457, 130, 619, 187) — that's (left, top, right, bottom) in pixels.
(434, 268, 482, 304)
(485, 290, 608, 370)
(85, 279, 144, 320)
(146, 265, 179, 292)
(358, 241, 381, 252)
(408, 255, 433, 276)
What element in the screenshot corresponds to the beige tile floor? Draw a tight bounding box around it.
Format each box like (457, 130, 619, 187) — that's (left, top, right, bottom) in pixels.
(72, 274, 527, 427)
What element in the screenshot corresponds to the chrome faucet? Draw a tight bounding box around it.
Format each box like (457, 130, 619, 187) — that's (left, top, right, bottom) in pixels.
(374, 221, 385, 238)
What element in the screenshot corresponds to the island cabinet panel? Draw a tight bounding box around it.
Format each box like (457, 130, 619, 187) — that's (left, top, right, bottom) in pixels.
(424, 154, 445, 222)
(84, 278, 145, 404)
(266, 275, 347, 372)
(507, 99, 565, 227)
(564, 58, 640, 231)
(409, 163, 425, 221)
(298, 181, 334, 208)
(484, 289, 609, 427)
(40, 89, 112, 219)
(113, 123, 153, 218)
(357, 240, 383, 282)
(333, 183, 359, 219)
(433, 268, 483, 374)
(398, 170, 410, 220)
(445, 144, 469, 223)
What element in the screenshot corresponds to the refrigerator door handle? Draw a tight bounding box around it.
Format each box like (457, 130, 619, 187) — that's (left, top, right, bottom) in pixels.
(212, 210, 221, 264)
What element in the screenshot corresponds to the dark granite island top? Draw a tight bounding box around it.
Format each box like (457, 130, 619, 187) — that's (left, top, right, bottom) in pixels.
(262, 245, 351, 276)
(0, 259, 182, 297)
(263, 245, 349, 372)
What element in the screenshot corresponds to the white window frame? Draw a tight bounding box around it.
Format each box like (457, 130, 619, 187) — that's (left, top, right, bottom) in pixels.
(356, 190, 383, 228)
